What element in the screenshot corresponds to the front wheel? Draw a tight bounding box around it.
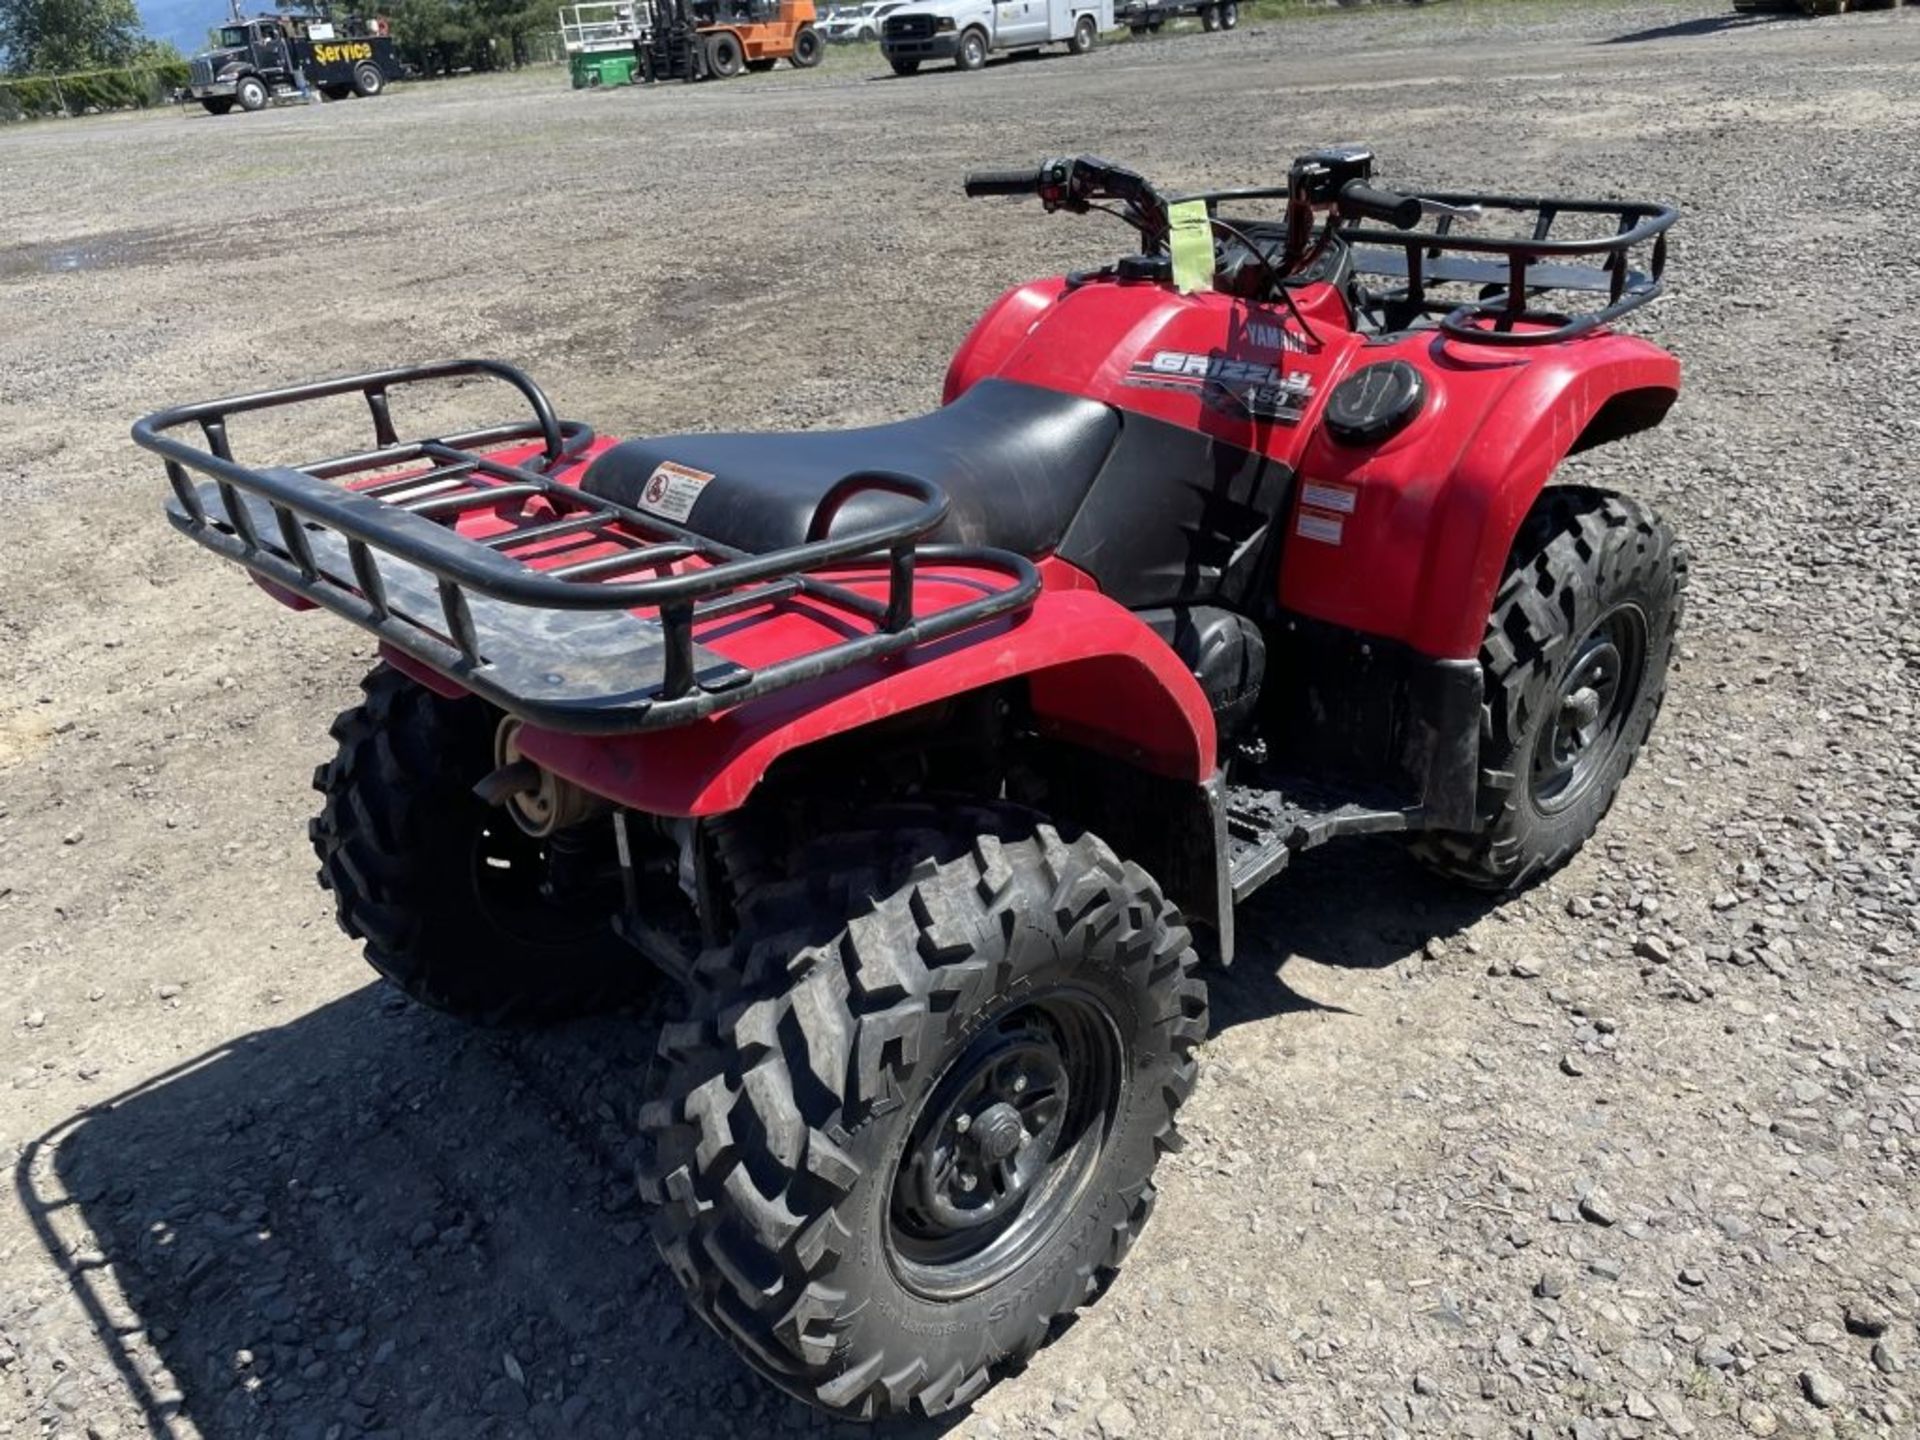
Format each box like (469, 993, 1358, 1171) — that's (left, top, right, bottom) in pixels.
(888, 55, 920, 74)
(351, 61, 384, 96)
(705, 30, 745, 76)
(790, 22, 824, 65)
(235, 76, 269, 111)
(641, 805, 1207, 1419)
(310, 666, 648, 1024)
(1201, 3, 1222, 29)
(1219, 0, 1239, 27)
(1069, 12, 1098, 51)
(956, 26, 988, 68)
(1410, 489, 1687, 890)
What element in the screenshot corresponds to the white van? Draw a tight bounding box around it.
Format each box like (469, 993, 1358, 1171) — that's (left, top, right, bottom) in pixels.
(879, 0, 1112, 74)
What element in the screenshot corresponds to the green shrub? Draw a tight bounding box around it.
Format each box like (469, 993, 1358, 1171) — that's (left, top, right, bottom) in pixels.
(0, 62, 191, 122)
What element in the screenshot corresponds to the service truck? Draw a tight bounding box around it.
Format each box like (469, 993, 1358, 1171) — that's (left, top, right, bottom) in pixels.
(186, 12, 404, 113)
(880, 0, 1110, 73)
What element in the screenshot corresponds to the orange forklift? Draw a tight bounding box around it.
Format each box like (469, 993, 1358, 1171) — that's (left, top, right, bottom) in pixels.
(636, 0, 822, 79)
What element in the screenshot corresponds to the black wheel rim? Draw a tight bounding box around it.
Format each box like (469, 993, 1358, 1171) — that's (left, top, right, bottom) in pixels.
(1529, 603, 1648, 815)
(886, 988, 1123, 1300)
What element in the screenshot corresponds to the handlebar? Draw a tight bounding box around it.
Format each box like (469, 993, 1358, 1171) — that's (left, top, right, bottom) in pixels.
(963, 168, 1047, 198)
(1338, 180, 1423, 229)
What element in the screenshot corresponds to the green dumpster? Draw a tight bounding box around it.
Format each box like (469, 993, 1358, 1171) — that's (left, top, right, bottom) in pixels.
(570, 50, 638, 87)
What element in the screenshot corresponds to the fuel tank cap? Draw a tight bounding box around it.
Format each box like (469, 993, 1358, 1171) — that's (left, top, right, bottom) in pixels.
(1116, 253, 1171, 283)
(1325, 360, 1425, 445)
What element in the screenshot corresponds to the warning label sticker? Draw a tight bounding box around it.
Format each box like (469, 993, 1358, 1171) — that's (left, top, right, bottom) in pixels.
(1300, 481, 1359, 515)
(1295, 509, 1344, 546)
(637, 461, 713, 523)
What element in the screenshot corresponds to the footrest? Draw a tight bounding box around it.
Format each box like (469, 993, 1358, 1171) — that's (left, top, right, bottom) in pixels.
(1225, 776, 1416, 903)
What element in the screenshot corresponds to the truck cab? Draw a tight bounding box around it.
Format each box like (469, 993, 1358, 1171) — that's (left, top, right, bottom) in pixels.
(879, 0, 1110, 73)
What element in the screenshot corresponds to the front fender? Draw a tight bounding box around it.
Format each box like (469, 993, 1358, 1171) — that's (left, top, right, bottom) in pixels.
(513, 581, 1216, 817)
(943, 279, 1069, 404)
(1280, 332, 1679, 659)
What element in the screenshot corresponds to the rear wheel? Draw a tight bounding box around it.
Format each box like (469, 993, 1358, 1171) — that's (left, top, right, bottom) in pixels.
(235, 76, 269, 111)
(641, 805, 1206, 1419)
(200, 97, 234, 114)
(705, 30, 745, 76)
(1219, 0, 1239, 27)
(956, 26, 987, 68)
(1201, 3, 1222, 29)
(1410, 488, 1687, 890)
(311, 666, 647, 1025)
(351, 61, 384, 96)
(889, 55, 920, 74)
(1069, 12, 1098, 51)
(791, 23, 824, 64)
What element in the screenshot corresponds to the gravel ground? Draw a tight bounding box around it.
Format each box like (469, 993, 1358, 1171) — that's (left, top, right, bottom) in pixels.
(4, 1, 1920, 1437)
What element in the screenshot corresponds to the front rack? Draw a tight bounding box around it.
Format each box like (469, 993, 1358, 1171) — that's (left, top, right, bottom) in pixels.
(1337, 192, 1675, 346)
(132, 360, 1041, 734)
(1192, 185, 1674, 346)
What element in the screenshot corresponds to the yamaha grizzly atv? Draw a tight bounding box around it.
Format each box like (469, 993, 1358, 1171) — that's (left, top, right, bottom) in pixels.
(134, 147, 1686, 1419)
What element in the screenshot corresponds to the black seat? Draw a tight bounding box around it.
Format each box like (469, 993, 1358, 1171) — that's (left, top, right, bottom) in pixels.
(581, 379, 1120, 556)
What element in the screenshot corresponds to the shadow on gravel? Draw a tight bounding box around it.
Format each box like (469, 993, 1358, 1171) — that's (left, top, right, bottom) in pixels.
(1209, 838, 1501, 1034)
(18, 838, 1491, 1440)
(1601, 12, 1791, 45)
(16, 990, 967, 1440)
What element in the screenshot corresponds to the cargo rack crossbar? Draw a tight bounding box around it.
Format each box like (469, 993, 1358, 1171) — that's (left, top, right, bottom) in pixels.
(133, 360, 1041, 734)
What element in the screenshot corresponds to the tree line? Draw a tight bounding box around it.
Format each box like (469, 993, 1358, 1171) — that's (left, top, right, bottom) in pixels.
(0, 0, 177, 75)
(1, 0, 562, 80)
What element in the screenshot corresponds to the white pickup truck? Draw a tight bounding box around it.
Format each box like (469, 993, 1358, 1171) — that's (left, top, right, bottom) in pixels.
(879, 0, 1112, 74)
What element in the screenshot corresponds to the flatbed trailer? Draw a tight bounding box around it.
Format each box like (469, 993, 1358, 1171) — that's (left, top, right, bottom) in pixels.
(1116, 0, 1238, 33)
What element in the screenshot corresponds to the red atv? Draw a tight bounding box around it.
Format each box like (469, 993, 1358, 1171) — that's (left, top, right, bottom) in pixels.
(135, 148, 1685, 1419)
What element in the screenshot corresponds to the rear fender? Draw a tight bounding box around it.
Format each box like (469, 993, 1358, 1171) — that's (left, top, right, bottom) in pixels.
(507, 580, 1216, 818)
(1281, 332, 1679, 659)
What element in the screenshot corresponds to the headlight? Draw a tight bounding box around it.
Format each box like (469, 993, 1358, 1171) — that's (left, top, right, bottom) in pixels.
(935, 16, 955, 29)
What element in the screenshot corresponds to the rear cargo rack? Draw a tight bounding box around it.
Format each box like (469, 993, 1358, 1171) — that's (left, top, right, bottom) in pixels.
(1338, 192, 1675, 346)
(132, 360, 1040, 734)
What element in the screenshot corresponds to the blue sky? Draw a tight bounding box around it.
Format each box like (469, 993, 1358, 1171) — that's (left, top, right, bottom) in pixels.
(141, 0, 232, 55)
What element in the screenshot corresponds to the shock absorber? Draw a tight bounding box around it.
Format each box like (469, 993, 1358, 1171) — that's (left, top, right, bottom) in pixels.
(540, 822, 602, 904)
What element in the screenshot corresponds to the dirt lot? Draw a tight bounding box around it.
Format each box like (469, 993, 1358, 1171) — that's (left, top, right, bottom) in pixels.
(4, 1, 1920, 1436)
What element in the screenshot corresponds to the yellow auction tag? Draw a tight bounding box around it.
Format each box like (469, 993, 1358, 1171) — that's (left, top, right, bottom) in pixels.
(1166, 199, 1215, 296)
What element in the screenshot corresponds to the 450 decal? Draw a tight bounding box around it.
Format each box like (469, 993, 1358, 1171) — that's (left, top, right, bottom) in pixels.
(1124, 349, 1315, 423)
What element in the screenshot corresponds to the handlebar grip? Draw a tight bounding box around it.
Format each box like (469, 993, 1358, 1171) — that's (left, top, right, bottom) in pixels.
(1339, 180, 1424, 229)
(964, 168, 1045, 198)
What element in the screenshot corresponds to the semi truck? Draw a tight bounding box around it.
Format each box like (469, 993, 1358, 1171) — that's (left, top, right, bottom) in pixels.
(185, 12, 404, 113)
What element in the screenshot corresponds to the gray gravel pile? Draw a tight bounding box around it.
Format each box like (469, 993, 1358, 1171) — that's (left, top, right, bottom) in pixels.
(2, 1, 1918, 1436)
